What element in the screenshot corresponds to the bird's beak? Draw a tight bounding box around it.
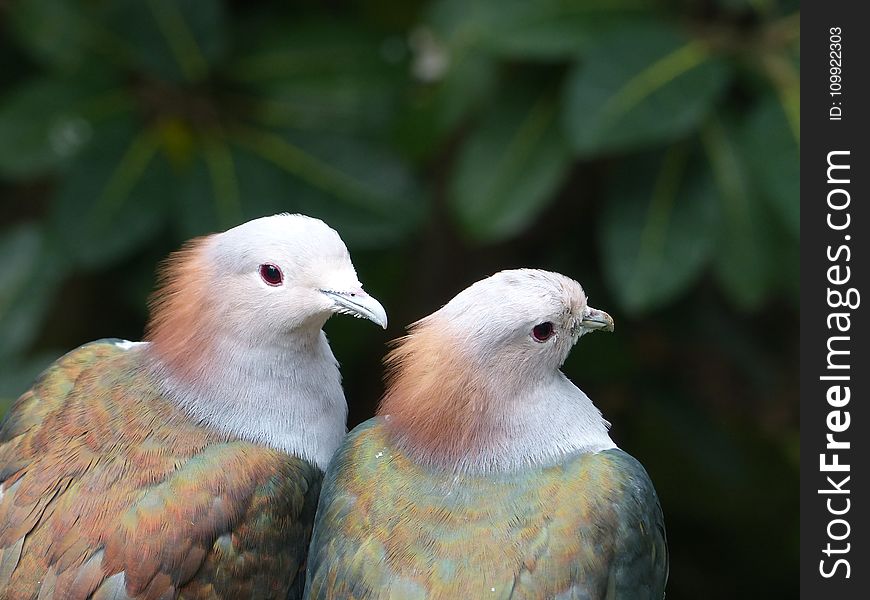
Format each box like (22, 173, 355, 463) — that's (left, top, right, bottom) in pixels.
(320, 289, 388, 329)
(580, 306, 614, 333)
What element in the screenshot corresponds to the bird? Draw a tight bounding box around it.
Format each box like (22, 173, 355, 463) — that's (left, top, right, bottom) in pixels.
(0, 213, 388, 600)
(304, 269, 668, 600)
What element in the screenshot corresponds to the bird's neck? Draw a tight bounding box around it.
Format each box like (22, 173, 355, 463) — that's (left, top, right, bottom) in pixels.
(381, 363, 615, 474)
(144, 326, 347, 471)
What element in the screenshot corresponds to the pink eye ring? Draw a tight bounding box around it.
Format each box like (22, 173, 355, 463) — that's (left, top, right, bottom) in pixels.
(532, 322, 555, 342)
(259, 264, 283, 286)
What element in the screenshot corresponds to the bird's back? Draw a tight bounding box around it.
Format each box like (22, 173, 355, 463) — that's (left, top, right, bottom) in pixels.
(0, 340, 322, 600)
(305, 418, 667, 600)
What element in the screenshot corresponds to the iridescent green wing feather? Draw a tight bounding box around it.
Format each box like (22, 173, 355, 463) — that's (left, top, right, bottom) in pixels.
(0, 340, 322, 600)
(305, 418, 667, 600)
(602, 449, 668, 599)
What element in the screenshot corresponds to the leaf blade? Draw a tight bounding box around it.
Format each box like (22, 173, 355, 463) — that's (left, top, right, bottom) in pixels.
(562, 24, 730, 157)
(600, 144, 719, 314)
(449, 88, 572, 242)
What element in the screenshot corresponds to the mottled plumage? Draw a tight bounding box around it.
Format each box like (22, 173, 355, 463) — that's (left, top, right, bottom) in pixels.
(306, 420, 667, 599)
(305, 270, 667, 599)
(0, 341, 321, 599)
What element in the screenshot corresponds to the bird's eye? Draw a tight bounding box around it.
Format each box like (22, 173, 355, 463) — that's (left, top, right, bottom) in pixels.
(532, 322, 555, 342)
(259, 264, 283, 286)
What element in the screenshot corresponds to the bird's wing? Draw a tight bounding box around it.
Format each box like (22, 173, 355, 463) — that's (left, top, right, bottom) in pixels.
(598, 449, 669, 600)
(0, 340, 322, 600)
(305, 421, 667, 600)
(305, 419, 392, 600)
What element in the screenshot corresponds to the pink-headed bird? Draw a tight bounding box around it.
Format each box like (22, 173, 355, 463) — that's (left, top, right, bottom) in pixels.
(304, 269, 667, 600)
(0, 214, 387, 600)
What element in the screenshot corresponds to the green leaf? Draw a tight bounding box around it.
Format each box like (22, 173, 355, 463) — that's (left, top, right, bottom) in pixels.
(175, 128, 424, 243)
(8, 0, 226, 79)
(562, 23, 730, 157)
(0, 225, 66, 361)
(0, 77, 125, 179)
(600, 144, 718, 315)
(713, 0, 776, 14)
(703, 116, 777, 310)
(171, 134, 243, 238)
(104, 0, 226, 82)
(0, 78, 90, 178)
(449, 87, 572, 243)
(172, 135, 296, 239)
(479, 4, 653, 60)
(396, 53, 499, 161)
(425, 0, 650, 59)
(740, 96, 799, 238)
(6, 0, 96, 72)
(227, 20, 404, 137)
(49, 119, 171, 268)
(229, 128, 424, 248)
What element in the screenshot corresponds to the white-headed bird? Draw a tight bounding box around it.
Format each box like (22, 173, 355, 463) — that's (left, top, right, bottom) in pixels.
(0, 214, 387, 600)
(305, 269, 667, 600)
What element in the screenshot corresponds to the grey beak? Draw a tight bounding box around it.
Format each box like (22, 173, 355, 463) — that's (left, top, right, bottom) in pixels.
(321, 289, 388, 329)
(580, 306, 614, 332)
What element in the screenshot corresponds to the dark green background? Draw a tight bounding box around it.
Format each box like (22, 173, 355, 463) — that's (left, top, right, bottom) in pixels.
(0, 1, 798, 597)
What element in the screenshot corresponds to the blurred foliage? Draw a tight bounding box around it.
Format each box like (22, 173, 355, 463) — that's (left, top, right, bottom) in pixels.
(0, 0, 798, 598)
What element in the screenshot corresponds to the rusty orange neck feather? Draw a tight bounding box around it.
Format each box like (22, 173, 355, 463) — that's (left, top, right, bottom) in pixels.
(144, 237, 215, 383)
(378, 320, 500, 465)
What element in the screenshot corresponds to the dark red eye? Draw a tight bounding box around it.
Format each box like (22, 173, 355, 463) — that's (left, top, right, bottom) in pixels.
(532, 322, 555, 342)
(259, 264, 283, 286)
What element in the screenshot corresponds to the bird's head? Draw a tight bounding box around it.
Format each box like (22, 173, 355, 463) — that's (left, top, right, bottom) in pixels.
(146, 214, 386, 378)
(432, 269, 613, 373)
(380, 269, 613, 468)
(199, 214, 387, 333)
